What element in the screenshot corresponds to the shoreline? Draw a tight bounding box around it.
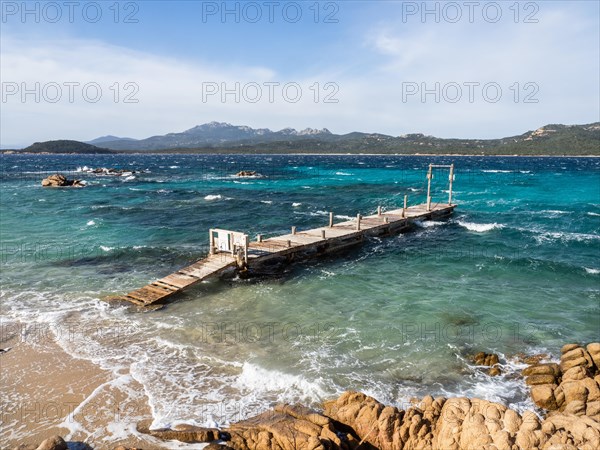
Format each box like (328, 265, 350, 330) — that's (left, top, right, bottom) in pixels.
(3, 335, 599, 449)
(0, 324, 158, 449)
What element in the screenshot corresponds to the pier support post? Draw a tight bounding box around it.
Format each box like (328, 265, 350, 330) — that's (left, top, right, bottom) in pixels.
(426, 164, 433, 211)
(287, 240, 291, 248)
(329, 212, 334, 228)
(377, 206, 382, 216)
(448, 164, 454, 205)
(292, 226, 297, 235)
(321, 229, 326, 239)
(257, 234, 262, 243)
(209, 230, 215, 255)
(384, 217, 389, 224)
(402, 195, 407, 218)
(356, 214, 362, 231)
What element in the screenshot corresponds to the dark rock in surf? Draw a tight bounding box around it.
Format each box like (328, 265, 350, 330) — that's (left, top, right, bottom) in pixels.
(235, 171, 258, 177)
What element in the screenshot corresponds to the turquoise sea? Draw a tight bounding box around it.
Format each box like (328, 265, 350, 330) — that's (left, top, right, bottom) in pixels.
(1, 154, 599, 443)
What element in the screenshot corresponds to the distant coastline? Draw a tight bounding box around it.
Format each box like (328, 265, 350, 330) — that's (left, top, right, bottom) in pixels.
(2, 121, 599, 156)
(2, 150, 599, 158)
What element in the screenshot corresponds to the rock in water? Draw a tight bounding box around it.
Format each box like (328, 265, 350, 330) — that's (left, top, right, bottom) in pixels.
(41, 173, 85, 187)
(235, 170, 258, 177)
(472, 351, 502, 375)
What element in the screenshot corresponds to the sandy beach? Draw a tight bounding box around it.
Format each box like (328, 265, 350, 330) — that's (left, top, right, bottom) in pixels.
(0, 323, 159, 449)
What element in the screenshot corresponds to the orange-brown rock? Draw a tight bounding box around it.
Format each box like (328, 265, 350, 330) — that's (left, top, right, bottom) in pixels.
(524, 342, 600, 421)
(472, 351, 499, 366)
(562, 343, 580, 354)
(522, 363, 560, 378)
(41, 173, 85, 187)
(136, 420, 220, 443)
(526, 374, 557, 386)
(531, 384, 559, 410)
(226, 403, 356, 450)
(587, 343, 600, 370)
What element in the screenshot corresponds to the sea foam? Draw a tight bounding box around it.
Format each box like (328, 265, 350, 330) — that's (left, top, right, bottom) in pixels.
(458, 221, 504, 232)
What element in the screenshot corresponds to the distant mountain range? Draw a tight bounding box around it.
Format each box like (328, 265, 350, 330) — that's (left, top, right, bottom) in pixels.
(87, 135, 136, 145)
(4, 121, 599, 155)
(88, 122, 334, 150)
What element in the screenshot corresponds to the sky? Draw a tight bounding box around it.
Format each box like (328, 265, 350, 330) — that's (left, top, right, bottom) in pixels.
(1, 0, 599, 147)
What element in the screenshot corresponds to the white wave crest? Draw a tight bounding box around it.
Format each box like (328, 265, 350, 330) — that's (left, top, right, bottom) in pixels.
(458, 221, 504, 232)
(204, 194, 222, 201)
(235, 362, 327, 403)
(416, 220, 445, 228)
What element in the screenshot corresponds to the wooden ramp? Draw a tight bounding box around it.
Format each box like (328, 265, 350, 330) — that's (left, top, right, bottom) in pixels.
(121, 253, 237, 306)
(116, 163, 457, 307)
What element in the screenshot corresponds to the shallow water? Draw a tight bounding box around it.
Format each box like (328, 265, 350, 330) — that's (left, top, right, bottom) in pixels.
(1, 154, 598, 441)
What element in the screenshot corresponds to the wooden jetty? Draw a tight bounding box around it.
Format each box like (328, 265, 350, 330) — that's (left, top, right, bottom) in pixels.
(118, 164, 456, 307)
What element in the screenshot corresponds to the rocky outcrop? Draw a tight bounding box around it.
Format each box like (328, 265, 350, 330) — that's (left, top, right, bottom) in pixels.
(137, 342, 600, 450)
(137, 389, 600, 450)
(41, 174, 85, 187)
(226, 404, 358, 450)
(17, 386, 600, 450)
(136, 421, 221, 443)
(524, 342, 600, 421)
(235, 171, 259, 177)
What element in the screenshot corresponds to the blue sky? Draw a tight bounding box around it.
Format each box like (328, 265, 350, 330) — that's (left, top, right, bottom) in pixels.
(1, 1, 599, 146)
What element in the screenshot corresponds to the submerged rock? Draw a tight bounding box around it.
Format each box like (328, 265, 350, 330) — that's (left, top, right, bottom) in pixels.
(79, 167, 142, 176)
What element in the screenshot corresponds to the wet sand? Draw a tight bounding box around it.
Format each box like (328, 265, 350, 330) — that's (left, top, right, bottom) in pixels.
(0, 325, 163, 449)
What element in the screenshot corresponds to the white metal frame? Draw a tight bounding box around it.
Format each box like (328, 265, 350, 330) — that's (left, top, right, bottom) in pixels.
(209, 228, 248, 263)
(426, 163, 455, 211)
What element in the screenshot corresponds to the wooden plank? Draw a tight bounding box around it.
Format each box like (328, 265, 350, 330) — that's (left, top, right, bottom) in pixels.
(147, 284, 176, 295)
(157, 273, 198, 289)
(122, 296, 147, 306)
(126, 288, 167, 304)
